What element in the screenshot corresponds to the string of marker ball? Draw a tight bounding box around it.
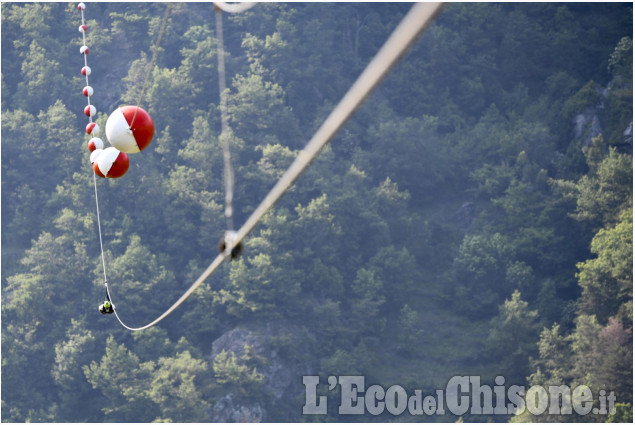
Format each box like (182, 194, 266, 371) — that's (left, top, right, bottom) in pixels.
(77, 2, 157, 321)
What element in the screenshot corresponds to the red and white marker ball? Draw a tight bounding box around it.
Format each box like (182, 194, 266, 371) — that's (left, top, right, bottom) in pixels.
(78, 3, 86, 10)
(94, 147, 129, 179)
(79, 24, 87, 33)
(80, 45, 89, 55)
(86, 122, 100, 135)
(84, 105, 96, 117)
(81, 66, 91, 76)
(83, 86, 93, 97)
(87, 137, 104, 152)
(105, 106, 154, 153)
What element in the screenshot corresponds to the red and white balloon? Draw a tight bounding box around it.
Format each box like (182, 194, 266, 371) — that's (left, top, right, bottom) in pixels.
(87, 137, 104, 152)
(84, 105, 96, 117)
(94, 147, 129, 179)
(86, 122, 100, 135)
(105, 106, 155, 153)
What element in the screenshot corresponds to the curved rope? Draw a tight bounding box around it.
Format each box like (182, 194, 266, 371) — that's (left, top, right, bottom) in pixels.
(103, 1, 443, 331)
(107, 253, 227, 331)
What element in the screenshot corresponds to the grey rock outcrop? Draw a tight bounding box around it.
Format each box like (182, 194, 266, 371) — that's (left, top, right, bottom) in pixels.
(209, 323, 311, 422)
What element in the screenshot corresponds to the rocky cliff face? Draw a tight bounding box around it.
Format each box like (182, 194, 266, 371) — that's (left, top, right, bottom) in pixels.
(209, 323, 313, 422)
(573, 80, 633, 152)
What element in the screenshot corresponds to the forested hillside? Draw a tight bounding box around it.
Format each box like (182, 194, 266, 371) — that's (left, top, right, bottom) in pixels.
(1, 2, 632, 422)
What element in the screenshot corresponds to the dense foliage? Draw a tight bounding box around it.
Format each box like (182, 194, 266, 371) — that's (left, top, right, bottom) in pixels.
(1, 2, 632, 422)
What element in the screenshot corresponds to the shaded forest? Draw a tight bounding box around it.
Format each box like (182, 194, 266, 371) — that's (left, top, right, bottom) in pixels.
(1, 2, 632, 422)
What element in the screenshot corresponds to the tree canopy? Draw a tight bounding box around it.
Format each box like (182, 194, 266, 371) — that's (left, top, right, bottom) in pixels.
(1, 2, 632, 422)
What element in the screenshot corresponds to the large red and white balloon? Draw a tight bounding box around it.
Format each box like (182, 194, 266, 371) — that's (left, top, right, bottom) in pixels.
(93, 147, 129, 178)
(105, 106, 155, 153)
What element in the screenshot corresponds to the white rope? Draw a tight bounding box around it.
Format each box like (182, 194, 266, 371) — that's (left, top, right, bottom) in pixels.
(100, 1, 443, 331)
(215, 7, 235, 231)
(92, 172, 108, 286)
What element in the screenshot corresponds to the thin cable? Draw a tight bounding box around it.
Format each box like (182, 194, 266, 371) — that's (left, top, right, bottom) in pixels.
(215, 7, 235, 231)
(107, 2, 442, 331)
(92, 172, 108, 285)
(129, 3, 172, 128)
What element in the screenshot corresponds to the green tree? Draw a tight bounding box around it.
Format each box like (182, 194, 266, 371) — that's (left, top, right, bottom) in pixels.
(554, 141, 633, 228)
(13, 41, 68, 113)
(396, 304, 424, 357)
(212, 347, 265, 402)
(487, 290, 540, 385)
(608, 36, 632, 80)
(577, 208, 632, 324)
(83, 336, 157, 421)
(529, 323, 573, 387)
(104, 234, 176, 326)
(149, 351, 212, 422)
(349, 267, 386, 338)
(452, 233, 517, 317)
(228, 72, 301, 148)
(51, 320, 102, 421)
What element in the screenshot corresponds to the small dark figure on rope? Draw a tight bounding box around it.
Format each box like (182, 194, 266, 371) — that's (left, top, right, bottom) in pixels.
(99, 300, 114, 314)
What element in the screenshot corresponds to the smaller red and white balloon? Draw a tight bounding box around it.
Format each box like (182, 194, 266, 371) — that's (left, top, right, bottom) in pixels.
(87, 137, 104, 152)
(84, 105, 96, 117)
(93, 147, 130, 179)
(86, 122, 100, 135)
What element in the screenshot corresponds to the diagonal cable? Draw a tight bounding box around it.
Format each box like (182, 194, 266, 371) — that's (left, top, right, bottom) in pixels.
(107, 2, 443, 331)
(129, 2, 173, 128)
